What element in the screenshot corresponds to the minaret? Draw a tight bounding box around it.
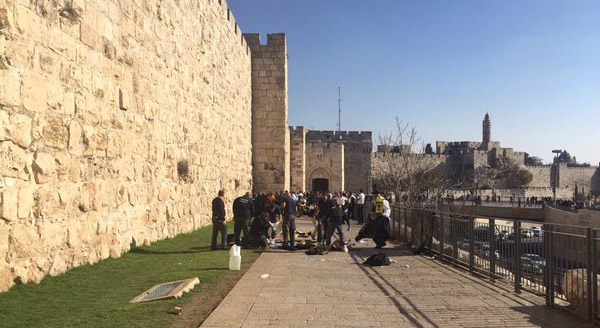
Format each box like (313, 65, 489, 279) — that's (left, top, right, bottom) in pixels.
(482, 112, 491, 150)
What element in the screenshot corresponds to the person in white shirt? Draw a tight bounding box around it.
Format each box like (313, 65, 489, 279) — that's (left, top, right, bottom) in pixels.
(382, 197, 391, 218)
(357, 189, 365, 224)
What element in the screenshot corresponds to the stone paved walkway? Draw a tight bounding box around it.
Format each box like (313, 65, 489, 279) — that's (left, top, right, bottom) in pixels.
(201, 218, 593, 328)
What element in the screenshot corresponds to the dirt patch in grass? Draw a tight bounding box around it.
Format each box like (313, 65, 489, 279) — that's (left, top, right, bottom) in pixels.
(172, 261, 255, 328)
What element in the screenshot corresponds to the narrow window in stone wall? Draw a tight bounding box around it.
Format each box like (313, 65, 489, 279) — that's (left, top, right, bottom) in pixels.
(330, 159, 333, 167)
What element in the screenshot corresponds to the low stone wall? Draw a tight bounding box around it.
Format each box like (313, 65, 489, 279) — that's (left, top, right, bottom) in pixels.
(0, 0, 252, 291)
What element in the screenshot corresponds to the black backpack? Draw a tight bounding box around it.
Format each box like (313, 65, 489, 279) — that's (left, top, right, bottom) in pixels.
(305, 246, 324, 255)
(363, 252, 391, 266)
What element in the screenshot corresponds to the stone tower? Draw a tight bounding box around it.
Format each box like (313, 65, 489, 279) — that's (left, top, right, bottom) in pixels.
(244, 33, 290, 193)
(482, 112, 491, 150)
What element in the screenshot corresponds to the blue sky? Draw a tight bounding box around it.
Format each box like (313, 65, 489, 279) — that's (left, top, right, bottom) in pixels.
(227, 0, 600, 165)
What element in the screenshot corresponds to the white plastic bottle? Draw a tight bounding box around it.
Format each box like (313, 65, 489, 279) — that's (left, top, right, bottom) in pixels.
(229, 245, 241, 271)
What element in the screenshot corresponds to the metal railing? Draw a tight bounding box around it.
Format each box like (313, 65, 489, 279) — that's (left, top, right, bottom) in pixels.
(390, 205, 600, 324)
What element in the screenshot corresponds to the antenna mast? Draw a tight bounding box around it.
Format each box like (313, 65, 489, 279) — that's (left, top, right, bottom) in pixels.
(337, 87, 342, 132)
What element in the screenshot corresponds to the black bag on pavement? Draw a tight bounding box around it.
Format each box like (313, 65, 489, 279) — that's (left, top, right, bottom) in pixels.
(363, 252, 391, 266)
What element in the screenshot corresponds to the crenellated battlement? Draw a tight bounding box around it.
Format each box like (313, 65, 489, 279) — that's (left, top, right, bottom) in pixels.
(243, 33, 286, 49)
(217, 0, 250, 56)
(306, 130, 372, 144)
(526, 165, 553, 169)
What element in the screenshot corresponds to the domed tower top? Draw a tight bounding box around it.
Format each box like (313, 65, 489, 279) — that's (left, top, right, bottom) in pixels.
(482, 112, 491, 147)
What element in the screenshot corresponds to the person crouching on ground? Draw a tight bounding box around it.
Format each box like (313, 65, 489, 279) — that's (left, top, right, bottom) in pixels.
(326, 198, 349, 252)
(247, 211, 272, 249)
(266, 199, 282, 242)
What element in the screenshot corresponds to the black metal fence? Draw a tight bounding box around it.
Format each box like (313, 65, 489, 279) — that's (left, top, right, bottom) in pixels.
(389, 205, 600, 324)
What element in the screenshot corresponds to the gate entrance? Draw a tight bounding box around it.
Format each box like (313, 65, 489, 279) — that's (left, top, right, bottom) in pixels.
(312, 178, 329, 192)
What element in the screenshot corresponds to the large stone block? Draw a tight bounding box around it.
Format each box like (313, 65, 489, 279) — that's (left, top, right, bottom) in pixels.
(79, 182, 97, 212)
(0, 111, 9, 141)
(10, 114, 32, 148)
(42, 116, 68, 149)
(22, 73, 47, 113)
(32, 152, 56, 184)
(1, 187, 18, 221)
(0, 70, 22, 107)
(67, 121, 82, 154)
(0, 141, 28, 180)
(17, 185, 35, 219)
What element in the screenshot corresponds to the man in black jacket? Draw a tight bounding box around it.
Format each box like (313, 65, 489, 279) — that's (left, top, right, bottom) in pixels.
(326, 199, 349, 252)
(233, 192, 254, 248)
(211, 190, 227, 250)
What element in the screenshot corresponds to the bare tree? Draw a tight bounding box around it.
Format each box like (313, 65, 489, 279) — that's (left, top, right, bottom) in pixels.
(372, 118, 447, 207)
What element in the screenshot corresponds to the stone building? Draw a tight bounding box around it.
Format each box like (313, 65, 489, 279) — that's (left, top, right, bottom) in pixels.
(435, 113, 526, 170)
(289, 128, 372, 193)
(372, 113, 599, 194)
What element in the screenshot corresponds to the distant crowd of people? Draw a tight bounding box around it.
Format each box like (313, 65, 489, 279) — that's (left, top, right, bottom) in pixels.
(210, 189, 393, 251)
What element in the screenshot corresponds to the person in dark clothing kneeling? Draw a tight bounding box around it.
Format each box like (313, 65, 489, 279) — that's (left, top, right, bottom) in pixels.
(247, 211, 272, 249)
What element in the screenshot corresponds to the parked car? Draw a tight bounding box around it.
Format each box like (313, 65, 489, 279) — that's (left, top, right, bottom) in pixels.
(521, 253, 545, 267)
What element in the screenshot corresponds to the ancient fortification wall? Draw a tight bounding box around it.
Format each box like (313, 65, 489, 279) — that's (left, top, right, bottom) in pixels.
(245, 33, 290, 193)
(305, 142, 344, 192)
(289, 126, 307, 192)
(526, 165, 552, 188)
(557, 164, 597, 190)
(306, 130, 371, 192)
(0, 0, 252, 291)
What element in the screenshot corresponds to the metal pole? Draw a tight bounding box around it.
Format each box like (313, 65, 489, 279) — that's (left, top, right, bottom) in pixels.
(337, 87, 342, 133)
(489, 218, 496, 282)
(548, 225, 555, 307)
(440, 213, 445, 260)
(452, 218, 458, 262)
(469, 217, 475, 273)
(544, 223, 551, 306)
(586, 228, 595, 322)
(514, 220, 522, 294)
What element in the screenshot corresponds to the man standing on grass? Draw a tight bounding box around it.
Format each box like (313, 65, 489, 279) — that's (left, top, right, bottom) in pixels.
(233, 192, 254, 248)
(211, 189, 227, 250)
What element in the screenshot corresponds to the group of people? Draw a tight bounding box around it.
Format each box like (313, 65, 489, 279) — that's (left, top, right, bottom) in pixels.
(210, 190, 298, 250)
(210, 188, 392, 252)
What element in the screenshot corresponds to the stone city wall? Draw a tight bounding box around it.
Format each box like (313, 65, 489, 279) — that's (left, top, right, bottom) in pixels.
(306, 130, 371, 192)
(289, 126, 307, 192)
(245, 33, 289, 193)
(0, 0, 252, 291)
(557, 164, 597, 190)
(525, 165, 552, 188)
(305, 142, 344, 192)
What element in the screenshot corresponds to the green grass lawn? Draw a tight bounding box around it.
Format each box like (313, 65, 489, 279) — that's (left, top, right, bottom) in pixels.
(0, 222, 259, 328)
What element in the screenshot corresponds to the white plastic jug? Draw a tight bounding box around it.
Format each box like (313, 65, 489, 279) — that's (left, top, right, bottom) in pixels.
(229, 245, 241, 271)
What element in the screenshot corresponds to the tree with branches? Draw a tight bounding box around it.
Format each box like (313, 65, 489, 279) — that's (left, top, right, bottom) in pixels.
(371, 119, 448, 207)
